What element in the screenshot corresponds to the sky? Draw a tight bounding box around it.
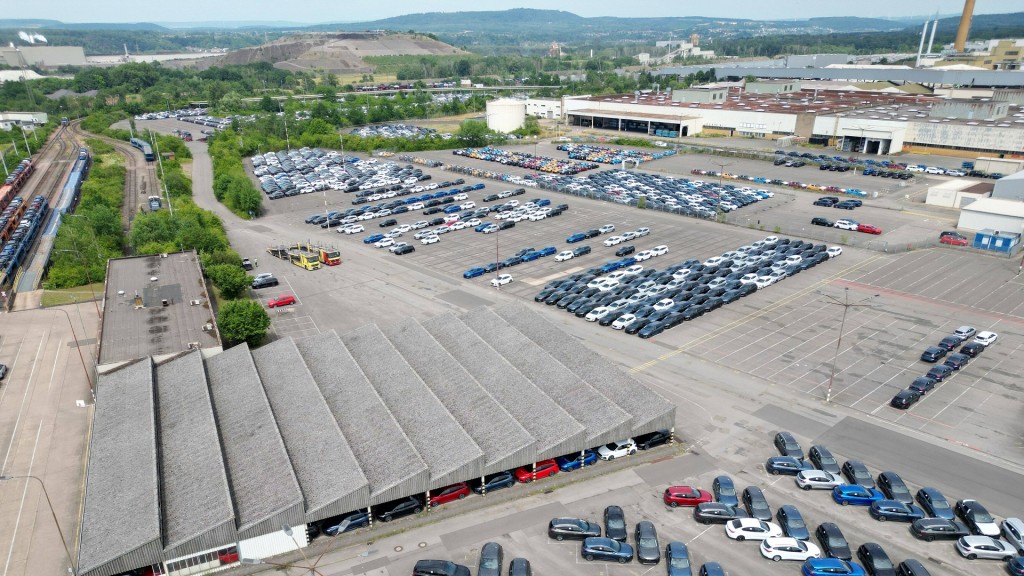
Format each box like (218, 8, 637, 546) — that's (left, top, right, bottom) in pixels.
(8, 0, 1009, 24)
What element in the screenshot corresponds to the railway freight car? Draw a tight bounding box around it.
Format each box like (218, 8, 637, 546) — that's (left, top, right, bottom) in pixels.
(130, 137, 155, 161)
(0, 197, 28, 243)
(0, 159, 34, 213)
(0, 195, 47, 283)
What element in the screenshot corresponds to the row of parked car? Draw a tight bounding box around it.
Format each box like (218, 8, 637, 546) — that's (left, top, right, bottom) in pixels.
(894, 326, 1000, 409)
(811, 217, 883, 235)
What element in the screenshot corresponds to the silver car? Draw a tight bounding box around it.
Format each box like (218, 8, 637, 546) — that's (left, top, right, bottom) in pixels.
(1002, 517, 1024, 554)
(955, 536, 1016, 560)
(795, 470, 842, 491)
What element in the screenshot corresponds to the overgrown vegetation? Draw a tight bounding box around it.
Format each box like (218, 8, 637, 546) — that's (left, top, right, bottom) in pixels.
(217, 299, 271, 347)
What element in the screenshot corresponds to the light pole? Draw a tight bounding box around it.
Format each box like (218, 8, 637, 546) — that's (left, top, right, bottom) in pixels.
(712, 160, 732, 189)
(52, 306, 95, 396)
(818, 288, 879, 403)
(0, 475, 76, 576)
(279, 102, 291, 151)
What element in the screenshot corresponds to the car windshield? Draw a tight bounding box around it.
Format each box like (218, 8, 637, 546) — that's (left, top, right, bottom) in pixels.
(874, 557, 894, 569)
(718, 485, 735, 496)
(640, 537, 657, 547)
(604, 443, 619, 450)
(931, 499, 950, 511)
(891, 485, 910, 496)
(973, 510, 993, 523)
(481, 559, 499, 569)
(788, 516, 806, 528)
(820, 455, 837, 465)
(670, 557, 690, 569)
(608, 518, 624, 529)
(831, 535, 848, 548)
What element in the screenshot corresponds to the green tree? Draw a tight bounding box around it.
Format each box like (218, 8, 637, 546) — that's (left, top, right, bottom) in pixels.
(217, 299, 271, 346)
(206, 264, 250, 299)
(260, 95, 277, 113)
(457, 119, 493, 147)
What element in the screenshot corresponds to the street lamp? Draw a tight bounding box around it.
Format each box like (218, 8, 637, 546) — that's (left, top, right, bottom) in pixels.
(818, 288, 879, 403)
(0, 475, 76, 576)
(51, 306, 95, 396)
(712, 160, 732, 189)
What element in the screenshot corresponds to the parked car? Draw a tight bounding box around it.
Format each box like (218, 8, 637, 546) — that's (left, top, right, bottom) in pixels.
(816, 522, 852, 560)
(910, 519, 970, 541)
(726, 518, 782, 541)
(774, 431, 804, 459)
(604, 505, 628, 541)
(634, 520, 661, 564)
(581, 537, 633, 563)
(856, 543, 896, 576)
(832, 484, 885, 506)
(920, 346, 947, 362)
(955, 499, 1000, 536)
(915, 487, 955, 519)
(869, 500, 925, 522)
(877, 472, 913, 504)
(743, 486, 773, 521)
(665, 541, 692, 576)
(801, 558, 866, 576)
(429, 483, 470, 507)
(598, 438, 637, 460)
(808, 445, 841, 475)
(777, 504, 811, 540)
(267, 294, 297, 308)
(548, 517, 602, 541)
(796, 470, 842, 491)
(555, 450, 598, 472)
(514, 459, 559, 483)
(761, 537, 821, 562)
(973, 331, 998, 346)
(471, 471, 516, 494)
(376, 496, 423, 522)
(413, 560, 470, 576)
(693, 502, 748, 525)
(890, 389, 921, 410)
(664, 486, 713, 507)
(321, 510, 370, 536)
(635, 429, 671, 450)
(712, 475, 739, 507)
(955, 535, 1016, 560)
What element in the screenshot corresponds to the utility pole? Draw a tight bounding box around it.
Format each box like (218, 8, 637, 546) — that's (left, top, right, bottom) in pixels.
(818, 288, 879, 403)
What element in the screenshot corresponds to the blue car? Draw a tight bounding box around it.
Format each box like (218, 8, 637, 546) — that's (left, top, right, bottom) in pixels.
(536, 198, 551, 206)
(868, 500, 925, 522)
(832, 484, 885, 506)
(600, 261, 623, 273)
(581, 537, 633, 563)
(471, 471, 516, 494)
(801, 558, 866, 576)
(321, 510, 370, 536)
(777, 504, 810, 540)
(915, 487, 955, 520)
(472, 183, 485, 190)
(538, 246, 557, 257)
(712, 475, 738, 507)
(443, 205, 462, 214)
(363, 234, 385, 244)
(521, 251, 542, 262)
(463, 267, 486, 279)
(665, 541, 691, 576)
(766, 456, 814, 476)
(556, 450, 598, 472)
(475, 223, 491, 232)
(567, 233, 587, 243)
(617, 257, 637, 267)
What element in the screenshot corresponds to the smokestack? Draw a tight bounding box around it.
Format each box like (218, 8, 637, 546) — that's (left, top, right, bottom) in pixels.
(955, 0, 976, 52)
(916, 21, 928, 67)
(927, 20, 938, 55)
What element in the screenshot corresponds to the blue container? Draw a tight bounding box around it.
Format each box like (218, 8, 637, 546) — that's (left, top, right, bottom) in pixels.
(669, 131, 679, 138)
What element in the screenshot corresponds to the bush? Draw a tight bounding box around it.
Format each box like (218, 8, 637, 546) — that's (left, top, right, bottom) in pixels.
(206, 264, 250, 299)
(217, 299, 271, 347)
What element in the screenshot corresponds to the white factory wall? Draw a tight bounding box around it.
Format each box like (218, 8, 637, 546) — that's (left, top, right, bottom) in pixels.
(812, 116, 907, 150)
(905, 122, 1024, 154)
(564, 99, 797, 135)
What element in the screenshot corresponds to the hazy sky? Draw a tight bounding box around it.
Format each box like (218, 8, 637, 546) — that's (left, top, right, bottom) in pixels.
(10, 0, 1005, 24)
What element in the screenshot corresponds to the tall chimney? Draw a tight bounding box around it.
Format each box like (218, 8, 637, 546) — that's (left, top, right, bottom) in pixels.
(916, 21, 929, 67)
(955, 0, 976, 52)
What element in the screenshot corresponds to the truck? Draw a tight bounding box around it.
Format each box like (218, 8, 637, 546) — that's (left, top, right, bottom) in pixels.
(290, 241, 341, 266)
(267, 243, 322, 271)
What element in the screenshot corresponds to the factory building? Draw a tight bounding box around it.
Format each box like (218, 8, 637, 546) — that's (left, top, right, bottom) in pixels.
(0, 45, 87, 68)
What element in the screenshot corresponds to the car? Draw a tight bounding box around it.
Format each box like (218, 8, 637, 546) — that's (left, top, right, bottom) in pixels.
(774, 431, 803, 459)
(342, 224, 365, 234)
(857, 224, 882, 235)
(953, 325, 977, 340)
(726, 518, 783, 541)
(762, 537, 821, 562)
(777, 505, 810, 540)
(870, 500, 925, 522)
(910, 518, 971, 541)
(943, 352, 970, 370)
(766, 456, 813, 476)
(566, 232, 587, 243)
(665, 541, 691, 576)
(664, 486, 713, 508)
(812, 217, 835, 227)
(604, 505, 627, 541)
(693, 502, 748, 524)
(958, 342, 985, 357)
(251, 275, 279, 289)
(742, 486, 772, 521)
(427, 482, 471, 507)
(514, 459, 558, 483)
(801, 558, 866, 576)
(651, 245, 669, 256)
(634, 520, 660, 564)
(856, 543, 895, 576)
(712, 475, 739, 507)
(471, 471, 516, 494)
(834, 219, 859, 230)
(267, 294, 297, 308)
(877, 472, 913, 504)
(955, 535, 1017, 560)
(826, 246, 843, 258)
(413, 560, 470, 576)
(919, 346, 947, 362)
(1009, 557, 1024, 576)
(554, 250, 575, 262)
(363, 233, 385, 244)
(548, 517, 602, 541)
(321, 510, 371, 536)
(573, 245, 592, 257)
(914, 487, 954, 519)
(955, 499, 1001, 536)
(1003, 517, 1024, 555)
(421, 235, 440, 245)
(797, 470, 842, 491)
(816, 523, 852, 560)
(598, 224, 616, 234)
(376, 495, 423, 522)
(477, 542, 503, 576)
(507, 557, 531, 576)
(463, 267, 486, 279)
(923, 364, 952, 382)
(939, 232, 968, 246)
(889, 389, 921, 410)
(908, 377, 936, 394)
(598, 438, 636, 460)
(609, 314, 636, 330)
(835, 201, 859, 210)
(635, 429, 671, 450)
(581, 537, 633, 563)
(936, 335, 963, 351)
(490, 274, 513, 287)
(832, 484, 885, 506)
(973, 331, 998, 346)
(613, 245, 636, 258)
(808, 445, 840, 475)
(603, 236, 625, 247)
(555, 450, 598, 472)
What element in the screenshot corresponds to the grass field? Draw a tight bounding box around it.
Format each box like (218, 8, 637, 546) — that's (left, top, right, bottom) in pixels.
(41, 283, 104, 308)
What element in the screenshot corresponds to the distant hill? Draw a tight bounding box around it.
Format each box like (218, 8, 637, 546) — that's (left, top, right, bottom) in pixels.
(0, 19, 168, 31)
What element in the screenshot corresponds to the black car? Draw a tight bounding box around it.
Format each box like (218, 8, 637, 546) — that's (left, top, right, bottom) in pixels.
(573, 245, 592, 257)
(908, 377, 936, 394)
(808, 445, 841, 475)
(777, 504, 810, 540)
(895, 559, 932, 576)
(634, 520, 661, 565)
(742, 486, 772, 521)
(471, 471, 516, 494)
(959, 342, 984, 357)
(890, 389, 921, 409)
(943, 352, 970, 370)
(773, 431, 803, 459)
(936, 335, 963, 351)
(478, 542, 503, 576)
(376, 496, 423, 522)
(548, 517, 602, 541)
(692, 502, 748, 525)
(920, 346, 947, 363)
(635, 430, 671, 450)
(585, 229, 601, 238)
(812, 217, 834, 226)
(499, 220, 515, 230)
(581, 537, 633, 563)
(869, 500, 925, 522)
(835, 201, 859, 210)
(915, 487, 954, 520)
(604, 505, 627, 541)
(413, 560, 470, 576)
(379, 218, 398, 228)
(857, 542, 896, 576)
(321, 510, 370, 536)
(765, 456, 813, 476)
(615, 245, 636, 257)
(910, 518, 970, 541)
(877, 472, 913, 504)
(842, 460, 874, 488)
(926, 364, 953, 381)
(251, 276, 279, 289)
(954, 499, 997, 535)
(814, 198, 837, 206)
(816, 522, 852, 560)
(508, 558, 531, 576)
(394, 245, 415, 255)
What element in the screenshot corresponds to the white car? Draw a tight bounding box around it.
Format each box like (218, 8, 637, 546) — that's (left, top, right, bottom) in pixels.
(505, 199, 519, 207)
(651, 245, 669, 257)
(528, 213, 547, 221)
(924, 166, 945, 174)
(434, 226, 451, 235)
(408, 203, 425, 210)
(672, 268, 692, 280)
(555, 251, 575, 262)
(621, 231, 638, 241)
(653, 298, 675, 311)
(374, 238, 394, 248)
(740, 273, 759, 285)
(603, 236, 624, 247)
(451, 221, 468, 230)
(973, 331, 998, 347)
(397, 224, 412, 233)
(834, 219, 859, 230)
(755, 276, 774, 289)
(595, 279, 620, 292)
(597, 438, 636, 460)
(704, 256, 725, 267)
(635, 227, 651, 237)
(607, 271, 628, 281)
(341, 224, 364, 234)
(612, 314, 637, 330)
(490, 274, 513, 287)
(452, 193, 468, 201)
(708, 278, 727, 289)
(623, 265, 643, 276)
(585, 307, 612, 322)
(760, 538, 820, 562)
(763, 236, 779, 244)
(388, 242, 408, 253)
(464, 218, 482, 227)
(795, 470, 842, 491)
(598, 224, 616, 234)
(634, 250, 653, 261)
(955, 535, 1017, 560)
(726, 519, 783, 541)
(826, 246, 843, 258)
(460, 201, 476, 210)
(411, 220, 428, 229)
(385, 230, 403, 239)
(421, 235, 439, 244)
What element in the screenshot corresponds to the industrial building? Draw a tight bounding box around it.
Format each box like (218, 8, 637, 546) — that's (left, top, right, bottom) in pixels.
(956, 196, 1024, 245)
(991, 170, 1024, 201)
(0, 112, 48, 131)
(77, 303, 676, 576)
(0, 45, 87, 68)
(925, 179, 993, 208)
(485, 98, 527, 132)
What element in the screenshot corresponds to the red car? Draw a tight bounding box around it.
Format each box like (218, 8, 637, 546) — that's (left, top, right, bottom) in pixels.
(514, 459, 559, 483)
(663, 486, 713, 507)
(429, 482, 470, 507)
(267, 294, 297, 308)
(857, 224, 882, 235)
(940, 232, 968, 246)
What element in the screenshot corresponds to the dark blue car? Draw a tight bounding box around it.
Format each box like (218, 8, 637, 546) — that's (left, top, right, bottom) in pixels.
(471, 471, 516, 494)
(868, 500, 925, 522)
(581, 537, 633, 563)
(463, 267, 486, 279)
(521, 251, 542, 262)
(538, 246, 557, 257)
(472, 183, 485, 190)
(321, 510, 370, 536)
(567, 233, 587, 243)
(766, 456, 814, 476)
(363, 234, 385, 244)
(556, 450, 598, 472)
(601, 261, 623, 273)
(915, 487, 954, 520)
(443, 205, 462, 214)
(777, 505, 810, 540)
(712, 475, 738, 507)
(617, 257, 637, 267)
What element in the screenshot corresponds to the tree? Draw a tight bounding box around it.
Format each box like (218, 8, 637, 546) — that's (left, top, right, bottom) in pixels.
(458, 120, 492, 147)
(217, 299, 271, 346)
(206, 264, 251, 299)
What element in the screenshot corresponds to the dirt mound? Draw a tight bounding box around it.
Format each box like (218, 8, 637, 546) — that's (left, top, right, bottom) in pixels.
(215, 32, 465, 74)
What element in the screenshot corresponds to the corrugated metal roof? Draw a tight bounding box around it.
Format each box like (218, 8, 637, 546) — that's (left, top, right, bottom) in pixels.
(250, 339, 370, 522)
(294, 331, 429, 504)
(381, 319, 537, 474)
(341, 325, 485, 489)
(961, 196, 1024, 218)
(493, 304, 676, 435)
(154, 351, 235, 558)
(204, 344, 305, 537)
(422, 313, 586, 460)
(461, 308, 633, 446)
(78, 359, 164, 576)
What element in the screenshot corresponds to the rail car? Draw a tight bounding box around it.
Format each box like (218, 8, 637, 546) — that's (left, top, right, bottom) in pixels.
(130, 137, 155, 161)
(0, 159, 35, 213)
(0, 195, 47, 283)
(0, 197, 27, 243)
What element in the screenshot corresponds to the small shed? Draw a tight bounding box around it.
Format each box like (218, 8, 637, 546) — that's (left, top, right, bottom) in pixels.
(972, 229, 1020, 253)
